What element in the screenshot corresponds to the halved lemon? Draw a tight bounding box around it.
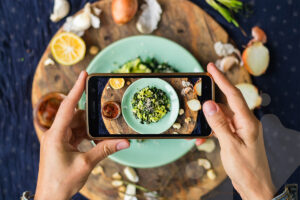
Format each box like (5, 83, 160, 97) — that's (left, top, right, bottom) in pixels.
(109, 78, 125, 89)
(50, 32, 86, 66)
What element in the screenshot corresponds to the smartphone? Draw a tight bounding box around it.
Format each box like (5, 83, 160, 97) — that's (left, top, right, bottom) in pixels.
(86, 73, 214, 139)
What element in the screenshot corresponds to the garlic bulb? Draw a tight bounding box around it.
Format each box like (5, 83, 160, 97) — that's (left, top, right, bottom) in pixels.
(50, 0, 70, 22)
(136, 0, 162, 34)
(63, 3, 101, 36)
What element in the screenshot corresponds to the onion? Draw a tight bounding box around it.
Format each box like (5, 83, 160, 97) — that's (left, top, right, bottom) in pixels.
(112, 0, 138, 24)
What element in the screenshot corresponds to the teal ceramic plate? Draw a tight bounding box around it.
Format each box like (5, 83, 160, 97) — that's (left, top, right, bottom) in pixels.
(78, 35, 203, 168)
(122, 78, 179, 134)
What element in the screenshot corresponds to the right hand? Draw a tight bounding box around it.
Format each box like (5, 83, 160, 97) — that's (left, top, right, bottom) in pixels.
(202, 63, 275, 200)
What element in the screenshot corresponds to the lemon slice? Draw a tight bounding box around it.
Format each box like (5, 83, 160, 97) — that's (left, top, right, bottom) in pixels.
(50, 32, 86, 66)
(109, 78, 125, 89)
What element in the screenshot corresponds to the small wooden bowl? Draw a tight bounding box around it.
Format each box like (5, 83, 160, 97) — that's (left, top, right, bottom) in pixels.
(101, 101, 121, 120)
(33, 92, 66, 132)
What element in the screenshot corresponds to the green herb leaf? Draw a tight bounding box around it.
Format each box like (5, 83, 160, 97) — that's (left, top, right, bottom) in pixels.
(206, 0, 242, 27)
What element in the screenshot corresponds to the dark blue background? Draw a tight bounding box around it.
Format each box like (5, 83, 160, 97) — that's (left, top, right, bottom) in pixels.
(0, 0, 299, 199)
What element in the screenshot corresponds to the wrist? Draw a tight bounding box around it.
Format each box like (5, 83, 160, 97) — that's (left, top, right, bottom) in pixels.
(35, 190, 70, 200)
(244, 182, 276, 200)
(35, 181, 72, 200)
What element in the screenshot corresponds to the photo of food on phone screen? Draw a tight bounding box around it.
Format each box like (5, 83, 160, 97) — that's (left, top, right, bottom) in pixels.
(87, 73, 213, 138)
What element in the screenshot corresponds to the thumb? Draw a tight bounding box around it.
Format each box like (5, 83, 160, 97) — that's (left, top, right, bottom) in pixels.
(84, 139, 130, 166)
(203, 101, 235, 146)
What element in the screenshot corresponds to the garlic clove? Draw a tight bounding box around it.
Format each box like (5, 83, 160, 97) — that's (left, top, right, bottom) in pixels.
(50, 0, 70, 22)
(111, 180, 123, 187)
(92, 6, 102, 16)
(179, 108, 184, 115)
(136, 0, 162, 34)
(91, 165, 104, 175)
(207, 169, 217, 180)
(118, 185, 126, 193)
(198, 158, 212, 170)
(118, 192, 125, 199)
(124, 184, 137, 200)
(182, 80, 193, 88)
(144, 191, 158, 200)
(112, 172, 122, 180)
(220, 56, 239, 72)
(124, 167, 139, 183)
(44, 58, 55, 66)
(196, 139, 216, 153)
(90, 13, 100, 29)
(185, 117, 191, 124)
(172, 123, 181, 129)
(214, 41, 241, 58)
(181, 87, 193, 96)
(72, 12, 91, 31)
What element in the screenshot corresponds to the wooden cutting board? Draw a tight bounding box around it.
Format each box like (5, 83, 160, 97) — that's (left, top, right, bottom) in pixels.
(31, 0, 251, 199)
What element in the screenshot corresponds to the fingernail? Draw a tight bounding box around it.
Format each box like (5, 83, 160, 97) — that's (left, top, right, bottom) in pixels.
(116, 141, 130, 151)
(78, 71, 85, 79)
(203, 101, 217, 116)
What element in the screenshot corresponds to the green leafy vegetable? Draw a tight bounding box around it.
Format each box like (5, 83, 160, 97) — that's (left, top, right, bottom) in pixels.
(113, 57, 177, 73)
(206, 0, 247, 35)
(131, 87, 170, 124)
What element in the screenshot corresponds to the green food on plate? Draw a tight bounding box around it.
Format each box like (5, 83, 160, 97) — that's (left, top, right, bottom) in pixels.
(113, 57, 177, 73)
(131, 87, 170, 124)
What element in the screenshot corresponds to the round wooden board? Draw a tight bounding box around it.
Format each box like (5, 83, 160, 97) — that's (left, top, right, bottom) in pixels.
(31, 0, 252, 199)
(101, 77, 198, 134)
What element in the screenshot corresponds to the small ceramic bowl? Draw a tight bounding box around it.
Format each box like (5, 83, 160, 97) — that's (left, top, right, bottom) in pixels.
(101, 101, 121, 120)
(33, 92, 66, 132)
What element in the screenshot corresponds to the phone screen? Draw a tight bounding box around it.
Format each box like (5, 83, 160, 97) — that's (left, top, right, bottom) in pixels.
(87, 73, 213, 138)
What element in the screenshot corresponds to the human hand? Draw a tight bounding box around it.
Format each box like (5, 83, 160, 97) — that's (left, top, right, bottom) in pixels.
(35, 71, 130, 200)
(202, 63, 275, 200)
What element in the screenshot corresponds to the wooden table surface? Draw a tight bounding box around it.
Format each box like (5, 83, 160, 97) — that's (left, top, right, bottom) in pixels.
(31, 0, 251, 199)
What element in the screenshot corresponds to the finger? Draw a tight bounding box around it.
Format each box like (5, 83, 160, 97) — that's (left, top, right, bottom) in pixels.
(52, 71, 88, 132)
(84, 139, 130, 166)
(207, 63, 253, 120)
(218, 103, 234, 119)
(203, 100, 236, 146)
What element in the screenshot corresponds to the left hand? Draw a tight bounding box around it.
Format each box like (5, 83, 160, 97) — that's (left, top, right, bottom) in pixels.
(35, 71, 130, 200)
